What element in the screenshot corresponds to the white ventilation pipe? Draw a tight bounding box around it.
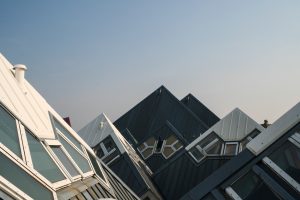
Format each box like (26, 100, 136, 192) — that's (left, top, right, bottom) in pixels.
(13, 64, 27, 85)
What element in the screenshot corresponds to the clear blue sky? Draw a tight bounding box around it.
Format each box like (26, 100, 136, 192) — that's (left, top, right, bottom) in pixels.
(1, 1, 300, 130)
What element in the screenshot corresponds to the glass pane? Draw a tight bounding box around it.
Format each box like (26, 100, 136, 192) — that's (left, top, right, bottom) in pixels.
(269, 141, 300, 183)
(162, 146, 174, 158)
(0, 152, 53, 200)
(26, 131, 65, 183)
(53, 119, 82, 151)
(190, 147, 204, 161)
(198, 133, 219, 149)
(145, 137, 156, 146)
(0, 106, 21, 157)
(142, 148, 153, 158)
(205, 140, 222, 155)
(174, 141, 183, 150)
(51, 146, 80, 177)
(57, 134, 91, 173)
(87, 151, 105, 180)
(165, 135, 177, 145)
(224, 144, 238, 155)
(231, 171, 280, 200)
(137, 143, 146, 151)
(103, 137, 116, 153)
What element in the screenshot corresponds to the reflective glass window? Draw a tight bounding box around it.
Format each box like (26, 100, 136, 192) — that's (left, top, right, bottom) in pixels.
(87, 151, 105, 180)
(0, 152, 53, 200)
(51, 146, 80, 177)
(53, 119, 82, 151)
(57, 134, 91, 173)
(26, 131, 65, 183)
(0, 106, 21, 157)
(269, 141, 300, 183)
(231, 171, 280, 200)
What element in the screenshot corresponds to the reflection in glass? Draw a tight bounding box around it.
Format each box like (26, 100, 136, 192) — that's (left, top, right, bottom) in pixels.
(0, 106, 21, 157)
(26, 131, 65, 183)
(269, 141, 300, 183)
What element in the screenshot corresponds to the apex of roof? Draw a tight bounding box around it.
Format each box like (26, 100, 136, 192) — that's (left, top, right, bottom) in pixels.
(186, 107, 265, 149)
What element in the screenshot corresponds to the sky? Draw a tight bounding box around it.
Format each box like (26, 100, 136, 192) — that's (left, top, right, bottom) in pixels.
(1, 1, 300, 130)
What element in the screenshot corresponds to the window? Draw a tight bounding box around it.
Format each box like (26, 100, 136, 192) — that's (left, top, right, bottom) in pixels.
(26, 130, 66, 183)
(137, 137, 156, 159)
(87, 151, 106, 181)
(57, 134, 91, 173)
(53, 118, 83, 152)
(154, 137, 164, 153)
(229, 171, 280, 200)
(189, 133, 223, 162)
(162, 135, 183, 159)
(266, 137, 300, 186)
(50, 146, 81, 177)
(0, 151, 53, 200)
(189, 146, 205, 162)
(223, 142, 239, 156)
(0, 106, 22, 158)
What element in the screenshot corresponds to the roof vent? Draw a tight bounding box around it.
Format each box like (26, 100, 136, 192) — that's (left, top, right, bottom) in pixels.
(13, 64, 27, 85)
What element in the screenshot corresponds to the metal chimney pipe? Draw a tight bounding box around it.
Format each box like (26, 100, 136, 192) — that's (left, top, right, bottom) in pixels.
(13, 64, 27, 85)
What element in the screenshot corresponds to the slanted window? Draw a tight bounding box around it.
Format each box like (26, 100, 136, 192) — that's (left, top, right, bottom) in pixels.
(189, 133, 223, 162)
(228, 171, 280, 199)
(162, 135, 183, 159)
(0, 151, 53, 200)
(26, 130, 66, 183)
(137, 137, 156, 159)
(189, 146, 205, 162)
(57, 134, 91, 174)
(223, 142, 239, 156)
(53, 118, 83, 152)
(87, 151, 106, 181)
(50, 145, 81, 178)
(0, 106, 22, 158)
(265, 137, 300, 188)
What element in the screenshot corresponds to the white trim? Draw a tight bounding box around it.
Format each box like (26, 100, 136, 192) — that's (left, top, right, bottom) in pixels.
(223, 142, 239, 155)
(15, 120, 26, 162)
(188, 149, 205, 163)
(0, 176, 33, 200)
(18, 122, 32, 167)
(0, 147, 55, 197)
(44, 139, 61, 146)
(263, 157, 300, 192)
(225, 187, 242, 200)
(247, 102, 300, 155)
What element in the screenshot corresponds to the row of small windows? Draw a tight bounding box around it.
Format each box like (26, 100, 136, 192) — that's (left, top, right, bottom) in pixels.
(189, 130, 260, 163)
(137, 135, 183, 160)
(205, 132, 300, 200)
(0, 105, 108, 199)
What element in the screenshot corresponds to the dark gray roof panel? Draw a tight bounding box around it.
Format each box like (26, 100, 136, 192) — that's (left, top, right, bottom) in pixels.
(114, 86, 212, 146)
(181, 94, 219, 128)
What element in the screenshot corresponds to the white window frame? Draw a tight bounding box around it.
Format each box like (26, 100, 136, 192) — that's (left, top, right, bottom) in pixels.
(188, 147, 206, 163)
(225, 187, 242, 200)
(0, 147, 56, 199)
(162, 139, 183, 159)
(55, 129, 94, 178)
(45, 141, 83, 182)
(223, 142, 239, 156)
(93, 158, 111, 188)
(0, 176, 33, 200)
(20, 124, 72, 189)
(137, 141, 155, 160)
(202, 138, 223, 156)
(262, 133, 300, 193)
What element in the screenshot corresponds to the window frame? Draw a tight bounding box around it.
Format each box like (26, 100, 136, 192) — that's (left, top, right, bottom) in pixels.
(0, 147, 56, 199)
(161, 136, 183, 159)
(223, 142, 239, 156)
(55, 129, 94, 178)
(262, 133, 300, 193)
